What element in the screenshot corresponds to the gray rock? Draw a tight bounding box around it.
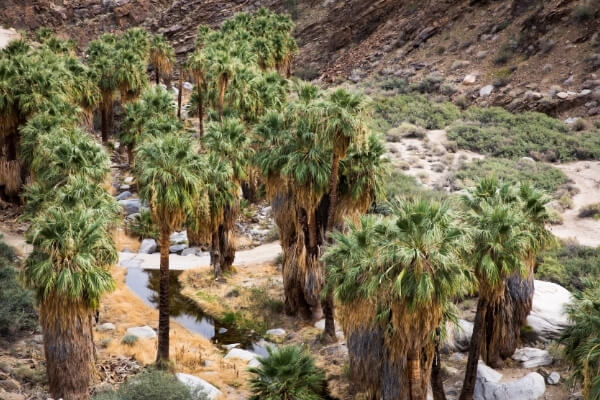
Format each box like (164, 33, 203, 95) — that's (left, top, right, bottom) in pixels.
(97, 323, 116, 332)
(183, 82, 194, 91)
(443, 319, 473, 352)
(527, 280, 572, 341)
(451, 60, 470, 71)
(266, 328, 286, 336)
(542, 64, 552, 73)
(480, 84, 494, 97)
(580, 89, 592, 97)
(547, 372, 560, 385)
(119, 199, 141, 215)
(181, 247, 199, 256)
(222, 343, 240, 350)
(224, 348, 258, 363)
(116, 191, 132, 200)
(0, 393, 25, 400)
(476, 50, 488, 59)
(217, 328, 228, 334)
(125, 326, 156, 339)
(120, 184, 130, 191)
(176, 373, 222, 400)
(124, 176, 134, 184)
(169, 244, 188, 253)
(475, 362, 545, 400)
(511, 347, 553, 368)
(556, 92, 569, 99)
(170, 231, 188, 244)
(139, 239, 157, 254)
(463, 73, 477, 84)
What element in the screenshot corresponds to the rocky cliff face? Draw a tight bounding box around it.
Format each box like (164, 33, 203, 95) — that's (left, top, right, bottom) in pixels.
(2, 0, 598, 118)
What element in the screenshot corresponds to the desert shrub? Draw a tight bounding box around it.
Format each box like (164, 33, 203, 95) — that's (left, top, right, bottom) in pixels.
(121, 334, 139, 346)
(386, 122, 427, 142)
(450, 157, 568, 196)
(447, 107, 600, 161)
(537, 244, 600, 291)
(560, 287, 600, 399)
(378, 77, 409, 92)
(93, 369, 208, 400)
(573, 3, 595, 22)
(248, 345, 329, 400)
(579, 203, 600, 219)
(373, 94, 461, 132)
(411, 73, 444, 94)
(494, 42, 515, 65)
(0, 239, 38, 339)
(572, 118, 589, 132)
(128, 209, 159, 239)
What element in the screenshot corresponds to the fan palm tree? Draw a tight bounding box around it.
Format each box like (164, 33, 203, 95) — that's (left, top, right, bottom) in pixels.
(459, 179, 531, 400)
(210, 51, 240, 119)
(150, 34, 175, 85)
(324, 199, 469, 399)
(24, 206, 117, 400)
(135, 133, 204, 366)
(186, 50, 209, 135)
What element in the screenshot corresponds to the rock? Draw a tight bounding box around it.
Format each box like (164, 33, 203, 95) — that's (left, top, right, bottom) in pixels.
(125, 326, 156, 339)
(97, 322, 116, 332)
(176, 373, 222, 400)
(451, 60, 470, 71)
(527, 280, 572, 340)
(476, 50, 488, 59)
(120, 184, 130, 191)
(124, 176, 134, 184)
(475, 362, 545, 400)
(170, 87, 179, 97)
(580, 89, 592, 97)
(170, 231, 188, 244)
(556, 92, 569, 99)
(542, 64, 552, 73)
(266, 328, 286, 336)
(463, 73, 477, 84)
(480, 84, 494, 97)
(217, 328, 228, 334)
(512, 347, 553, 368)
(139, 239, 157, 254)
(443, 319, 473, 352)
(116, 191, 132, 200)
(222, 343, 240, 350)
(0, 378, 21, 391)
(32, 334, 43, 344)
(181, 247, 200, 256)
(563, 75, 575, 86)
(564, 117, 578, 125)
(183, 82, 194, 91)
(0, 393, 26, 400)
(520, 156, 536, 163)
(169, 244, 188, 253)
(547, 372, 560, 385)
(224, 348, 259, 363)
(119, 199, 141, 215)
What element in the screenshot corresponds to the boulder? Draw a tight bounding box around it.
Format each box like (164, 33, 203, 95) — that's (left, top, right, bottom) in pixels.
(138, 239, 157, 254)
(124, 176, 134, 184)
(183, 82, 194, 90)
(119, 199, 141, 215)
(556, 92, 569, 99)
(120, 184, 130, 191)
(224, 348, 258, 364)
(181, 247, 201, 257)
(463, 73, 477, 84)
(169, 244, 188, 253)
(170, 231, 188, 244)
(480, 85, 494, 97)
(116, 191, 132, 200)
(527, 280, 572, 340)
(474, 362, 545, 400)
(511, 347, 553, 368)
(125, 326, 156, 339)
(547, 372, 560, 385)
(97, 323, 116, 332)
(443, 319, 473, 352)
(266, 328, 286, 336)
(176, 373, 222, 400)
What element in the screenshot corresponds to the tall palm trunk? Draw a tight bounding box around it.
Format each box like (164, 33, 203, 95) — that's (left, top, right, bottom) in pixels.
(431, 328, 447, 400)
(41, 297, 95, 400)
(155, 68, 160, 85)
(177, 66, 183, 120)
(459, 297, 489, 400)
(127, 142, 135, 167)
(211, 231, 221, 278)
(217, 78, 228, 121)
(101, 103, 109, 144)
(197, 86, 204, 136)
(156, 229, 171, 367)
(322, 152, 341, 343)
(408, 349, 424, 400)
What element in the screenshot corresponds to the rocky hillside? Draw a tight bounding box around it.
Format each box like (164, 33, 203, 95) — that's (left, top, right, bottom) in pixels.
(2, 0, 599, 118)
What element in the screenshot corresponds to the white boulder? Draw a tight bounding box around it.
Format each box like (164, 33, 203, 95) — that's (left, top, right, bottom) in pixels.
(463, 73, 478, 84)
(512, 347, 553, 368)
(176, 373, 222, 400)
(266, 328, 286, 336)
(224, 348, 259, 363)
(443, 319, 473, 352)
(474, 362, 545, 400)
(527, 280, 572, 340)
(97, 323, 115, 332)
(138, 238, 157, 254)
(125, 326, 156, 339)
(480, 85, 494, 97)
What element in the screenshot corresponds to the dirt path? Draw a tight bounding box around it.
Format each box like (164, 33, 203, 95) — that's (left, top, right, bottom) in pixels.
(550, 161, 600, 247)
(119, 241, 281, 270)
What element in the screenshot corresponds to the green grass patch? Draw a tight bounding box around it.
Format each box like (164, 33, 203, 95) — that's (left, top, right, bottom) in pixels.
(537, 244, 600, 291)
(450, 157, 569, 197)
(447, 107, 600, 161)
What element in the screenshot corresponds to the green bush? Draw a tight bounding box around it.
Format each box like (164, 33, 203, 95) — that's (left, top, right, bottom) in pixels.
(579, 203, 600, 219)
(0, 239, 38, 339)
(248, 345, 329, 400)
(121, 334, 139, 346)
(447, 107, 600, 161)
(128, 209, 159, 239)
(537, 244, 600, 291)
(94, 369, 208, 400)
(373, 94, 461, 132)
(573, 3, 595, 22)
(560, 287, 600, 399)
(450, 158, 569, 197)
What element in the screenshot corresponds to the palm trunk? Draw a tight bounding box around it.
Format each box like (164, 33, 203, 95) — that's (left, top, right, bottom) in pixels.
(177, 66, 183, 120)
(41, 297, 95, 400)
(127, 142, 135, 167)
(408, 349, 424, 400)
(156, 229, 171, 367)
(217, 79, 228, 121)
(459, 297, 489, 400)
(155, 68, 160, 85)
(197, 86, 204, 136)
(211, 231, 221, 278)
(431, 328, 447, 400)
(101, 105, 109, 144)
(218, 223, 235, 274)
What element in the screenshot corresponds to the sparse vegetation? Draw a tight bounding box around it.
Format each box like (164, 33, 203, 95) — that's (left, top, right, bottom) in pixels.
(572, 3, 595, 22)
(128, 209, 159, 239)
(538, 244, 600, 291)
(579, 203, 600, 219)
(121, 334, 139, 346)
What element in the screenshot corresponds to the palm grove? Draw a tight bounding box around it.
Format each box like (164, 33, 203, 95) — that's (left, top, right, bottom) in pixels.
(0, 8, 596, 400)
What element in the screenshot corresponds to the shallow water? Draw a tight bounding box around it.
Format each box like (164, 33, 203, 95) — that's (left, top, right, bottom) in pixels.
(125, 268, 269, 356)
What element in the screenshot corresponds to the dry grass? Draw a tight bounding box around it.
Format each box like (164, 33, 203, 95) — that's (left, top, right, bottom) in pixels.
(113, 228, 140, 252)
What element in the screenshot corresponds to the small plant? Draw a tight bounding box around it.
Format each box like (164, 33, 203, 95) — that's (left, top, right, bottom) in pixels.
(572, 118, 589, 132)
(99, 338, 112, 348)
(578, 203, 600, 219)
(121, 334, 139, 346)
(128, 209, 159, 239)
(248, 345, 329, 400)
(573, 3, 595, 22)
(559, 192, 573, 210)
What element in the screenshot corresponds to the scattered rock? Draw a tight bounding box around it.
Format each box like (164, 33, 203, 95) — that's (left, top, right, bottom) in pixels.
(463, 73, 478, 84)
(125, 326, 156, 339)
(119, 184, 130, 191)
(224, 348, 259, 364)
(0, 393, 25, 400)
(512, 347, 553, 368)
(443, 319, 473, 353)
(474, 362, 546, 400)
(138, 239, 157, 254)
(181, 247, 200, 256)
(266, 328, 286, 336)
(176, 373, 222, 400)
(476, 50, 488, 59)
(451, 60, 470, 71)
(556, 92, 569, 99)
(527, 280, 572, 341)
(0, 378, 21, 392)
(169, 244, 188, 253)
(97, 323, 116, 332)
(119, 199, 141, 215)
(116, 191, 132, 200)
(547, 372, 560, 385)
(183, 82, 194, 91)
(123, 176, 134, 184)
(170, 231, 188, 244)
(480, 84, 494, 97)
(222, 343, 240, 350)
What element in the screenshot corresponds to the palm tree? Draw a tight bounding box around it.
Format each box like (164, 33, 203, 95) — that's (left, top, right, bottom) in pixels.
(459, 179, 530, 400)
(324, 199, 469, 399)
(24, 206, 117, 400)
(185, 50, 209, 135)
(135, 133, 203, 366)
(210, 51, 240, 119)
(150, 34, 175, 85)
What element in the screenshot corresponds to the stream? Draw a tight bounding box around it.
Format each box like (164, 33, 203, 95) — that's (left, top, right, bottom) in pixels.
(125, 268, 269, 357)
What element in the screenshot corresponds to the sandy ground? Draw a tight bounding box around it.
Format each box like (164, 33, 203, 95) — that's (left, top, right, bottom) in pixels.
(550, 161, 600, 247)
(0, 27, 19, 49)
